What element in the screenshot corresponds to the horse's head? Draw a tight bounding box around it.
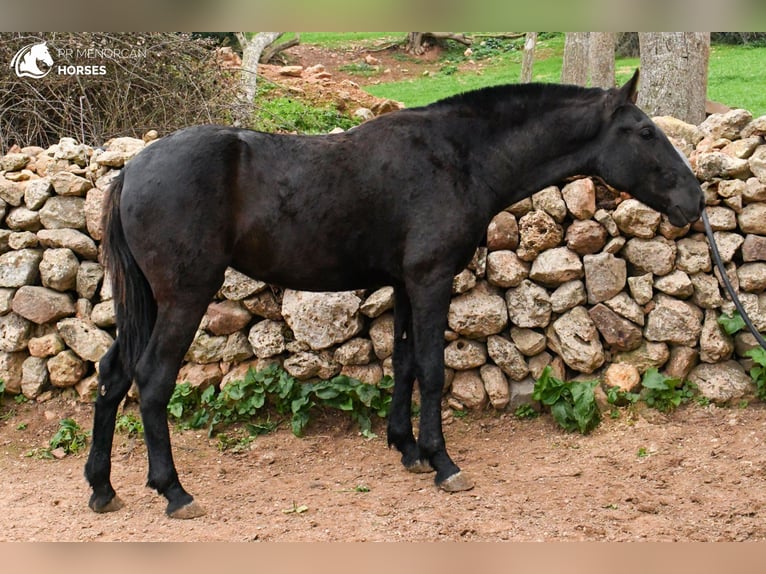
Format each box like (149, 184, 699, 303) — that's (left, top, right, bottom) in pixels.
(32, 42, 53, 66)
(593, 70, 704, 227)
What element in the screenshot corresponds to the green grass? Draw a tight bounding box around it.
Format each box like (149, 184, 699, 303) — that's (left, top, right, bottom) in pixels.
(708, 44, 766, 116)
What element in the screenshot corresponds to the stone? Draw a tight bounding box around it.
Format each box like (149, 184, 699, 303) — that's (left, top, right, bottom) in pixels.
(644, 294, 703, 347)
(561, 178, 596, 220)
(0, 177, 24, 206)
(588, 303, 643, 351)
(90, 301, 116, 328)
(613, 340, 670, 373)
(369, 313, 394, 359)
(506, 197, 532, 218)
(242, 289, 282, 321)
(517, 210, 564, 261)
(220, 331, 254, 363)
(743, 178, 766, 202)
(218, 267, 267, 300)
(743, 234, 766, 262)
(510, 327, 547, 356)
(0, 351, 27, 392)
(604, 362, 640, 392)
(333, 338, 373, 366)
(532, 186, 567, 223)
(509, 377, 538, 411)
(200, 300, 252, 335)
(468, 247, 487, 277)
(690, 272, 723, 309)
(84, 186, 106, 241)
(593, 209, 620, 237)
(95, 137, 145, 167)
(359, 286, 394, 318)
(6, 207, 41, 231)
(695, 152, 751, 180)
(742, 116, 766, 138)
(340, 363, 383, 386)
(0, 288, 13, 314)
(8, 231, 38, 249)
(550, 280, 587, 314)
(282, 289, 363, 351)
(47, 350, 86, 387)
(53, 137, 89, 166)
(628, 273, 653, 305)
(699, 309, 734, 363)
(444, 339, 487, 370)
(565, 220, 607, 254)
(486, 335, 528, 381)
(750, 145, 766, 183)
(0, 312, 32, 352)
(738, 263, 766, 292)
(76, 298, 93, 321)
(450, 369, 488, 410)
(675, 237, 712, 273)
(612, 199, 661, 238)
(76, 261, 104, 299)
(622, 237, 677, 276)
(57, 318, 113, 363)
(21, 356, 49, 399)
(687, 361, 754, 403)
(185, 330, 227, 364)
(177, 362, 222, 389)
(604, 292, 645, 326)
(529, 246, 583, 287)
(452, 269, 476, 294)
(718, 179, 746, 199)
(12, 286, 75, 324)
(583, 252, 626, 304)
(37, 228, 99, 260)
(283, 350, 340, 380)
(0, 229, 9, 253)
(654, 269, 694, 298)
(480, 364, 509, 410)
(710, 232, 743, 264)
(39, 196, 86, 230)
(247, 320, 286, 359)
(447, 282, 508, 337)
(486, 211, 519, 251)
(28, 333, 65, 358)
(665, 346, 699, 380)
(546, 306, 605, 374)
(50, 171, 92, 196)
(653, 116, 703, 148)
(39, 248, 79, 292)
(738, 203, 766, 235)
(505, 279, 551, 329)
(699, 109, 753, 140)
(0, 249, 42, 287)
(735, 332, 759, 358)
(486, 250, 528, 288)
(0, 153, 30, 171)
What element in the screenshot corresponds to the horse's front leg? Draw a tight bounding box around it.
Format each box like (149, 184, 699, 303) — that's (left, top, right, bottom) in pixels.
(408, 276, 475, 492)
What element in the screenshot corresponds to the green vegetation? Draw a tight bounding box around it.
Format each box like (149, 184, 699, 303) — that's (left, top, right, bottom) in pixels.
(513, 403, 540, 420)
(746, 347, 766, 401)
(532, 366, 601, 434)
(640, 369, 696, 413)
(252, 90, 362, 134)
(168, 363, 394, 440)
(718, 310, 747, 335)
(28, 418, 90, 459)
(115, 412, 144, 438)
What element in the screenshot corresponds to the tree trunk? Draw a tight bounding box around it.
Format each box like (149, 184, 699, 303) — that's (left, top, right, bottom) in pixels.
(235, 32, 283, 120)
(561, 32, 590, 86)
(521, 32, 537, 83)
(637, 32, 710, 125)
(589, 32, 615, 88)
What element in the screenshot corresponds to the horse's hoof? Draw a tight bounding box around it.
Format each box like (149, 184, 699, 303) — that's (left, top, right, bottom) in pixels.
(167, 500, 206, 519)
(89, 494, 124, 513)
(438, 471, 475, 493)
(406, 459, 434, 474)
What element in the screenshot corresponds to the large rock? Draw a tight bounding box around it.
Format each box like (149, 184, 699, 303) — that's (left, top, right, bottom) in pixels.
(550, 280, 587, 314)
(622, 237, 677, 276)
(750, 145, 766, 182)
(359, 286, 394, 318)
(583, 252, 626, 304)
(699, 309, 734, 363)
(486, 250, 528, 288)
(50, 171, 92, 196)
(644, 294, 703, 347)
(743, 234, 766, 262)
(546, 306, 605, 374)
(242, 289, 282, 321)
(185, 330, 226, 364)
(738, 203, 766, 235)
(0, 249, 42, 287)
(612, 199, 661, 238)
(675, 237, 712, 274)
(247, 320, 286, 359)
(56, 318, 114, 362)
(0, 351, 27, 392)
(450, 369, 488, 410)
(444, 339, 487, 370)
(0, 312, 32, 352)
(604, 362, 641, 392)
(76, 261, 104, 299)
(604, 292, 645, 326)
(84, 187, 106, 241)
(480, 364, 510, 410)
(654, 269, 693, 298)
(39, 196, 86, 230)
(687, 361, 754, 403)
(695, 152, 751, 180)
(699, 108, 753, 140)
(333, 338, 374, 366)
(12, 286, 75, 324)
(486, 211, 519, 251)
(37, 228, 98, 260)
(613, 340, 670, 373)
(505, 279, 551, 329)
(561, 178, 596, 220)
(47, 350, 86, 388)
(532, 186, 567, 222)
(39, 248, 79, 292)
(588, 303, 643, 351)
(565, 220, 607, 255)
(218, 267, 267, 300)
(201, 300, 252, 336)
(369, 313, 394, 359)
(447, 282, 508, 337)
(690, 272, 723, 309)
(282, 289, 363, 351)
(509, 326, 547, 356)
(738, 262, 766, 292)
(283, 350, 340, 380)
(517, 210, 564, 261)
(529, 247, 583, 287)
(487, 335, 528, 381)
(21, 356, 49, 399)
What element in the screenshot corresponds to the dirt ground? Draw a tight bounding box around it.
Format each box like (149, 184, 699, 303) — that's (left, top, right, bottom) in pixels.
(3, 393, 766, 542)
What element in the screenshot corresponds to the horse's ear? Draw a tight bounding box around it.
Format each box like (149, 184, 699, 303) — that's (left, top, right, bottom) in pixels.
(619, 69, 640, 104)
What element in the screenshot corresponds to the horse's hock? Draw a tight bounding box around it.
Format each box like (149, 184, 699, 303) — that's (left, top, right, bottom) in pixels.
(1, 111, 766, 411)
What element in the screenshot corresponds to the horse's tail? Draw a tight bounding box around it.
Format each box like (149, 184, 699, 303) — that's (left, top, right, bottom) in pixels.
(101, 171, 156, 378)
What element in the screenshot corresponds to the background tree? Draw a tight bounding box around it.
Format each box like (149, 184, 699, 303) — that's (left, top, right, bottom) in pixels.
(588, 32, 615, 88)
(561, 32, 589, 85)
(520, 32, 537, 83)
(637, 32, 710, 124)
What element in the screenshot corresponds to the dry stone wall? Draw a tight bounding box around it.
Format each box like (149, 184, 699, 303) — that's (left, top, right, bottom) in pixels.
(1, 109, 766, 412)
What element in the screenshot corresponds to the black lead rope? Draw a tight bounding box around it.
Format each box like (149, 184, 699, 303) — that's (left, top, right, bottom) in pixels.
(702, 208, 766, 350)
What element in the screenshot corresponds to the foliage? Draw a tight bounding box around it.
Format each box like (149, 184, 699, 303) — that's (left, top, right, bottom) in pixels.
(40, 418, 89, 458)
(513, 403, 540, 420)
(0, 379, 4, 399)
(168, 364, 394, 440)
(718, 310, 746, 335)
(606, 385, 640, 407)
(640, 369, 695, 413)
(746, 347, 766, 401)
(115, 412, 144, 438)
(251, 91, 361, 134)
(532, 366, 601, 434)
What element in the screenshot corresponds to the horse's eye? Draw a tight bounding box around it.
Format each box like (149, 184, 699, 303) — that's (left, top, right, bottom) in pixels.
(639, 127, 655, 140)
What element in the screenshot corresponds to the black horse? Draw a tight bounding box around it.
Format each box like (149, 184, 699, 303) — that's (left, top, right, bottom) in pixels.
(85, 70, 704, 518)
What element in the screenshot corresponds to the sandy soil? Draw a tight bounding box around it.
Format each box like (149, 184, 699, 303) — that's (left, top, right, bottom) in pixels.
(2, 393, 766, 542)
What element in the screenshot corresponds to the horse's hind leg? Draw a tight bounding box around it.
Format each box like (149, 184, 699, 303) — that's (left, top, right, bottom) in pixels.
(85, 340, 132, 512)
(387, 288, 432, 473)
(133, 292, 217, 519)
